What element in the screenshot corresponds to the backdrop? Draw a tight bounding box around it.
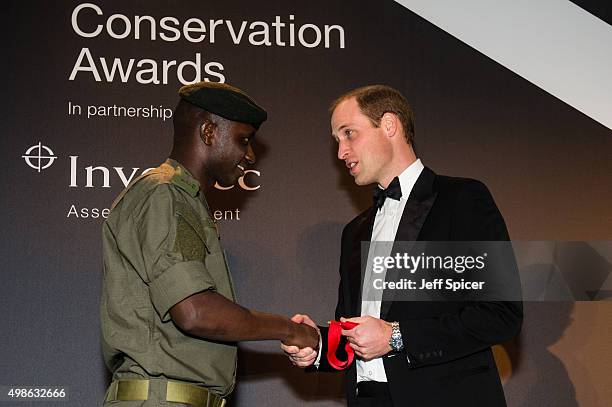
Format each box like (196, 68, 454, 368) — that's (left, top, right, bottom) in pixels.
(2, 1, 611, 406)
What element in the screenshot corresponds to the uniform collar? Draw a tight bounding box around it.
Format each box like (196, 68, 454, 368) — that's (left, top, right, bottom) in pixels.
(165, 158, 201, 197)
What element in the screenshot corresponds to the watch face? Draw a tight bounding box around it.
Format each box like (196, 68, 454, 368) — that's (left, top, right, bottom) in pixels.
(389, 322, 403, 351)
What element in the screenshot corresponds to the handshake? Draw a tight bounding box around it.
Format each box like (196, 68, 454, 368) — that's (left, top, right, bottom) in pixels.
(281, 314, 321, 368)
(281, 314, 394, 367)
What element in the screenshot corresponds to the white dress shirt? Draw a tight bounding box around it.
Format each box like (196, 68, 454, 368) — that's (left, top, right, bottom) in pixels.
(357, 159, 424, 383)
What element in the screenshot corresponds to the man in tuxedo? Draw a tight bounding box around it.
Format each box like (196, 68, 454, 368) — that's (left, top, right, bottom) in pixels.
(282, 85, 522, 406)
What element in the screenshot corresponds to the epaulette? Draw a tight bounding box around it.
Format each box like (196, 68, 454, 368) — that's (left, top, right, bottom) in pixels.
(170, 170, 200, 197)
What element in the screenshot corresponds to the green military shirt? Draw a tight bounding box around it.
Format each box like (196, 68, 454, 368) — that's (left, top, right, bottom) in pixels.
(101, 159, 237, 397)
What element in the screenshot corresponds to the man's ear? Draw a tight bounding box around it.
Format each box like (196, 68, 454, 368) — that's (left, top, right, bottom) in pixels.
(200, 120, 216, 145)
(381, 112, 398, 138)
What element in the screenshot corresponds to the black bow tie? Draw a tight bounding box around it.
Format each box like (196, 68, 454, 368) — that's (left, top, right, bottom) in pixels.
(373, 176, 402, 210)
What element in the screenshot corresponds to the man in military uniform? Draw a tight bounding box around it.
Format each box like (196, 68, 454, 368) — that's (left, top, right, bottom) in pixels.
(101, 82, 318, 406)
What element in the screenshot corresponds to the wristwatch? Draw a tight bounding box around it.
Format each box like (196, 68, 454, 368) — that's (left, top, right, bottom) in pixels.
(389, 321, 404, 352)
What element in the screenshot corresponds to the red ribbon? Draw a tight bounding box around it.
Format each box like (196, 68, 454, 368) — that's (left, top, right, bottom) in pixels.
(327, 321, 359, 370)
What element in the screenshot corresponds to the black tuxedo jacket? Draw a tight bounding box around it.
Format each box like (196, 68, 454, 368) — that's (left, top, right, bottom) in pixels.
(317, 167, 522, 407)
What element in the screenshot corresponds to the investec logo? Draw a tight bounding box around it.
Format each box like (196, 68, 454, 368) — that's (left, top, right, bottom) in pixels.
(22, 143, 261, 191)
(22, 142, 58, 172)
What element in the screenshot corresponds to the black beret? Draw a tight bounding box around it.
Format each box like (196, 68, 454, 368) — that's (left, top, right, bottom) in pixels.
(178, 82, 267, 129)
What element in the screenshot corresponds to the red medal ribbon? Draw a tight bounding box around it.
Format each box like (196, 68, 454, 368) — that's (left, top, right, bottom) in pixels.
(327, 321, 359, 370)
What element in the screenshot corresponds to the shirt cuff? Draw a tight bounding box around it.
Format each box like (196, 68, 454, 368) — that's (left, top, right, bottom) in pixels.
(314, 330, 323, 368)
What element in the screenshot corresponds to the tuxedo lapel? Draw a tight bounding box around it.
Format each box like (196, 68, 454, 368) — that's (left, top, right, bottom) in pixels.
(381, 167, 438, 319)
(348, 207, 376, 317)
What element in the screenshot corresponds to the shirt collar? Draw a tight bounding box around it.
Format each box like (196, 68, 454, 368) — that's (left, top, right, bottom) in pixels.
(385, 158, 424, 201)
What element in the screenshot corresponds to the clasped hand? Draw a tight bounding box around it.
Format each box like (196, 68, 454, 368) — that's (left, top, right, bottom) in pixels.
(283, 315, 320, 350)
(281, 314, 320, 367)
(340, 316, 392, 361)
(281, 314, 393, 367)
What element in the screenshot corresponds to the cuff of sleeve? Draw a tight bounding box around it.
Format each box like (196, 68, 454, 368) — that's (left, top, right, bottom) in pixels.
(314, 330, 323, 368)
(149, 260, 216, 322)
(307, 325, 330, 372)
